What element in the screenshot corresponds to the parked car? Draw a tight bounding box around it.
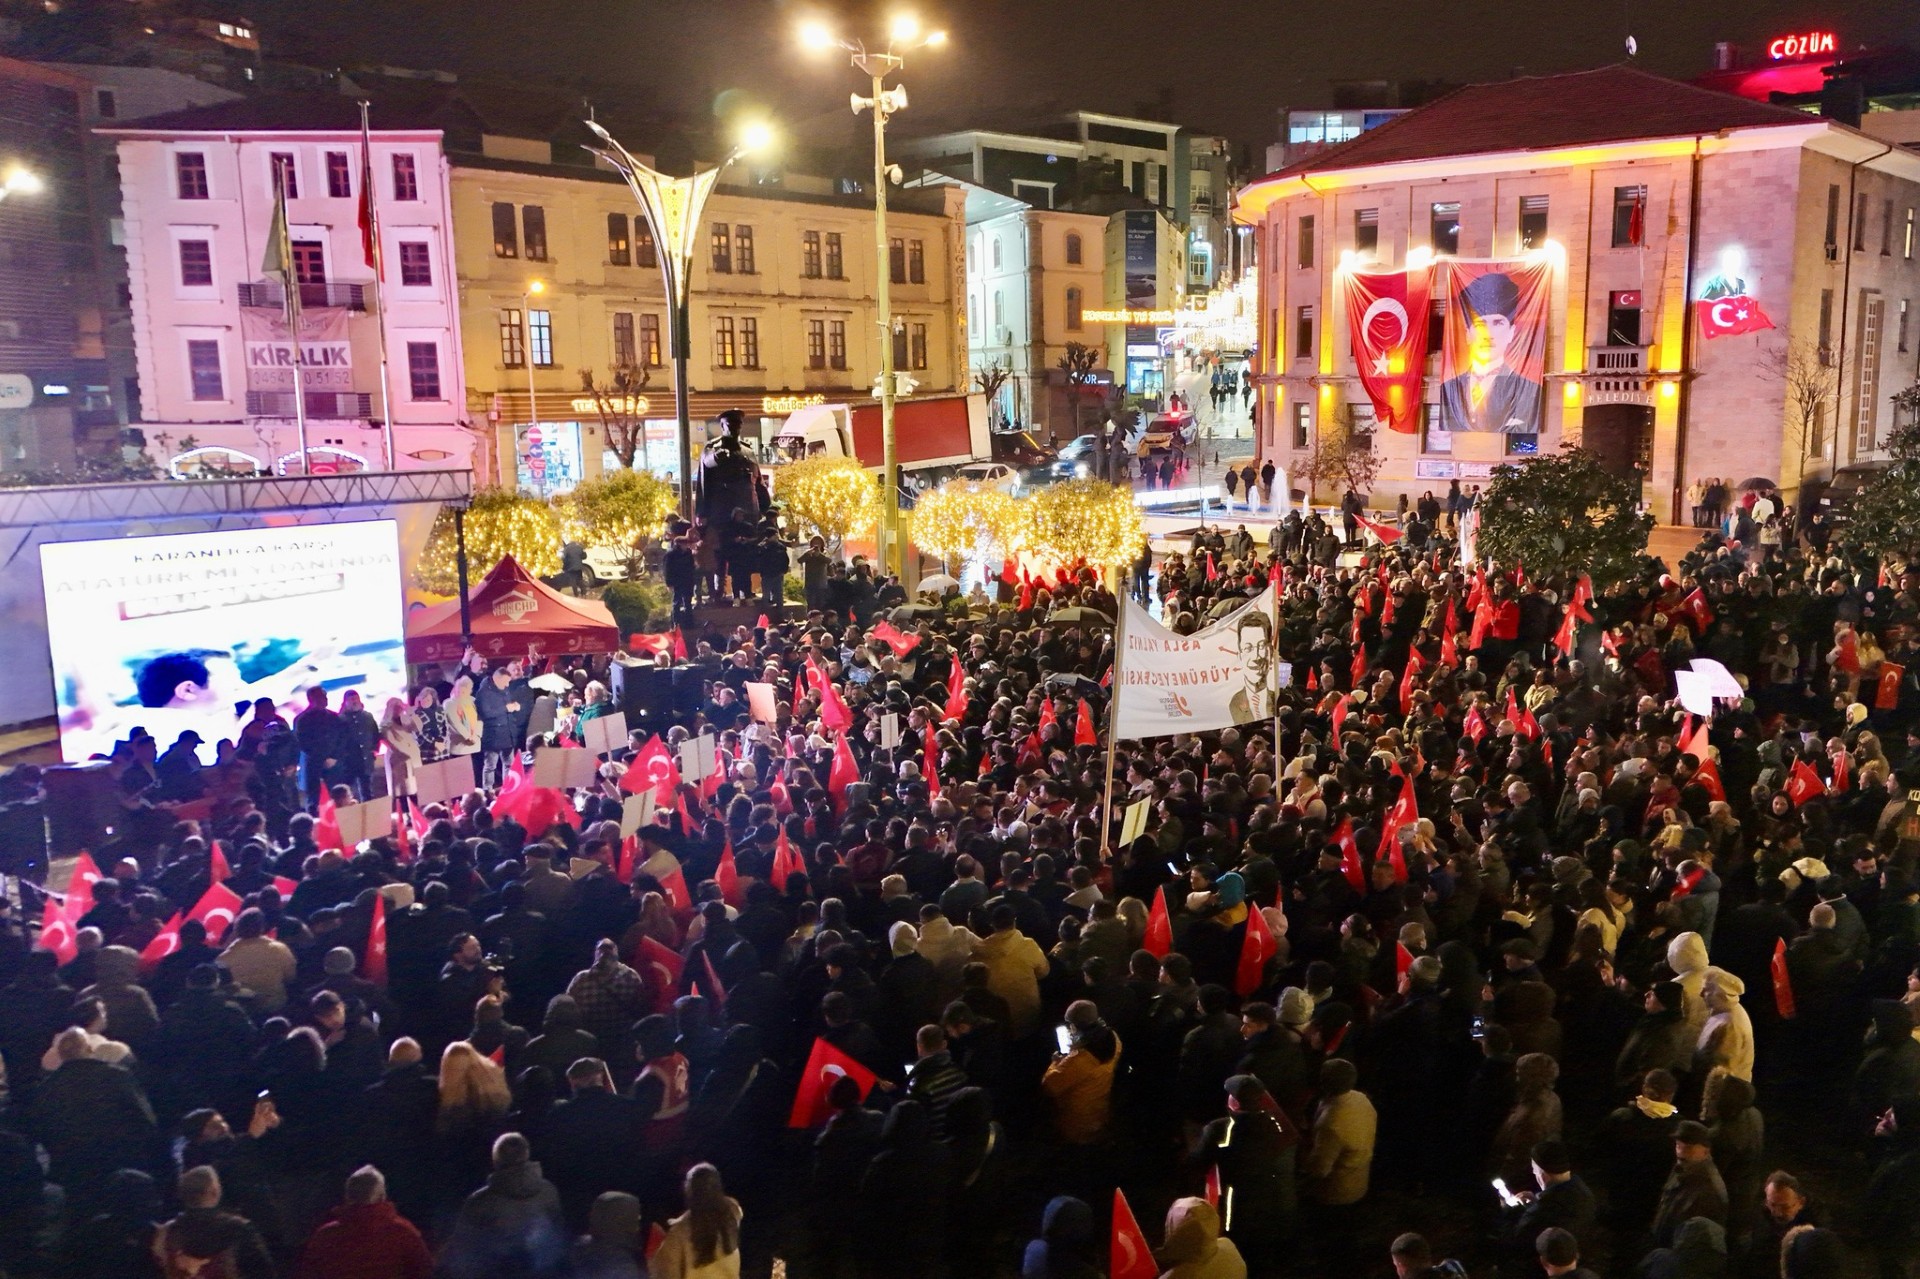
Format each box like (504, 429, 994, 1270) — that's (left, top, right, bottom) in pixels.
(954, 460, 1024, 495)
(990, 428, 1056, 470)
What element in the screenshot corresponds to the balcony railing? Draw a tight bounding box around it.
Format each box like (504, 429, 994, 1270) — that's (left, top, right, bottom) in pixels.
(1586, 344, 1651, 406)
(238, 281, 367, 311)
(245, 391, 373, 418)
(1587, 345, 1647, 374)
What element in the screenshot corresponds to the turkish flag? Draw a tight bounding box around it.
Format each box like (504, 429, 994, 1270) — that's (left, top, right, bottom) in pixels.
(871, 620, 920, 656)
(1695, 757, 1727, 803)
(945, 660, 969, 721)
(787, 1036, 879, 1128)
(1111, 1188, 1157, 1279)
(1693, 294, 1775, 339)
(314, 786, 345, 852)
(1770, 937, 1796, 1019)
(1463, 703, 1488, 744)
(65, 852, 102, 919)
(1356, 514, 1404, 544)
(671, 627, 688, 661)
(1376, 769, 1418, 882)
(772, 826, 803, 889)
(924, 731, 943, 795)
(643, 849, 692, 914)
(273, 875, 299, 898)
(828, 733, 859, 807)
(1785, 758, 1826, 806)
(621, 735, 679, 797)
(632, 934, 684, 1013)
(1438, 599, 1459, 668)
(1075, 699, 1099, 747)
(1204, 1166, 1222, 1212)
(39, 892, 77, 965)
(1399, 646, 1424, 714)
(490, 751, 532, 822)
(1506, 687, 1540, 740)
(1680, 588, 1714, 632)
(808, 657, 853, 732)
(138, 912, 183, 975)
(1334, 818, 1366, 896)
(1552, 604, 1577, 658)
(1343, 267, 1431, 433)
(1680, 719, 1711, 762)
(1877, 662, 1905, 710)
(1143, 885, 1172, 959)
(1039, 698, 1058, 736)
(1831, 749, 1851, 794)
(1350, 646, 1368, 690)
(1396, 942, 1415, 978)
(715, 839, 743, 908)
(187, 881, 245, 944)
(1235, 902, 1277, 997)
(1332, 695, 1350, 751)
(361, 890, 388, 987)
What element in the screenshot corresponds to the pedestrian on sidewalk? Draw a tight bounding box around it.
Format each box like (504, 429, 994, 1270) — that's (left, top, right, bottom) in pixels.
(1224, 467, 1239, 509)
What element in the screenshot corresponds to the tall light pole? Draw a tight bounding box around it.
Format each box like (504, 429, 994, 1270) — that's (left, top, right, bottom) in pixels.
(800, 16, 947, 575)
(584, 118, 773, 522)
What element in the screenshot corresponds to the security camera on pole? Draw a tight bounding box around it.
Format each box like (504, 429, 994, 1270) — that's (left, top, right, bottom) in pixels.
(800, 15, 948, 575)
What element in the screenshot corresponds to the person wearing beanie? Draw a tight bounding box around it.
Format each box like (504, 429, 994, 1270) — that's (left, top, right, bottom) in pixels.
(1197, 1075, 1298, 1265)
(1499, 1139, 1594, 1275)
(904, 1023, 968, 1141)
(1156, 1196, 1246, 1279)
(1618, 979, 1695, 1092)
(1492, 1053, 1562, 1190)
(1651, 1120, 1728, 1249)
(1637, 1216, 1726, 1279)
(1302, 1058, 1375, 1270)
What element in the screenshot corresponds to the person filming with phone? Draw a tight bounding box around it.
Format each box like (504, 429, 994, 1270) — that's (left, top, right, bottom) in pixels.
(1042, 999, 1120, 1150)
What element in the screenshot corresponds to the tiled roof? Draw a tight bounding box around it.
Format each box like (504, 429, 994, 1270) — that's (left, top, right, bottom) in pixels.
(1268, 65, 1818, 180)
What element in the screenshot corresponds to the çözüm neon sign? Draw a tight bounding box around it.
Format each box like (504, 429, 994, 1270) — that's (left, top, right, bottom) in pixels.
(1768, 30, 1835, 60)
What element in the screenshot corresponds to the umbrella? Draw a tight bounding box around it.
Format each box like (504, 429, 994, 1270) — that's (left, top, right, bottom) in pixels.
(1736, 477, 1777, 492)
(919, 573, 959, 593)
(527, 673, 573, 694)
(891, 603, 944, 622)
(1046, 606, 1114, 625)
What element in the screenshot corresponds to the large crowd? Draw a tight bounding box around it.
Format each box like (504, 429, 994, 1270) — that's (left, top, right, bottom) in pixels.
(3, 505, 1920, 1279)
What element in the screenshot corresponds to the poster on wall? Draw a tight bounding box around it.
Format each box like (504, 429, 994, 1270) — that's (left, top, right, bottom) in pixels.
(1342, 268, 1431, 433)
(40, 521, 408, 764)
(240, 308, 352, 390)
(1438, 259, 1550, 434)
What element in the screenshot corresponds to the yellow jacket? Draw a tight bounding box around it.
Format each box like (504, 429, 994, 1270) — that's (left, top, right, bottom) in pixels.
(976, 927, 1049, 1036)
(1042, 1036, 1121, 1145)
(1303, 1090, 1376, 1206)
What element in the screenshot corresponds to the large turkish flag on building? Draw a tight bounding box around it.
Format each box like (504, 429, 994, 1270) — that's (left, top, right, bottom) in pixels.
(1693, 295, 1774, 339)
(1343, 268, 1431, 433)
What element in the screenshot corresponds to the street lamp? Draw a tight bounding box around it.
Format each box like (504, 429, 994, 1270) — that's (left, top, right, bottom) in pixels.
(522, 280, 546, 491)
(0, 165, 43, 203)
(584, 117, 774, 521)
(799, 15, 948, 575)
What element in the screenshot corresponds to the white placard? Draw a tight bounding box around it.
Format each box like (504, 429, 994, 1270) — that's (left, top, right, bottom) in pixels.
(1689, 658, 1745, 700)
(746, 682, 779, 724)
(1275, 661, 1294, 689)
(620, 791, 655, 837)
(583, 711, 627, 756)
(414, 757, 472, 808)
(1119, 797, 1151, 846)
(678, 733, 716, 782)
(533, 747, 600, 790)
(880, 712, 901, 750)
(1113, 584, 1279, 740)
(1674, 669, 1717, 718)
(332, 799, 388, 848)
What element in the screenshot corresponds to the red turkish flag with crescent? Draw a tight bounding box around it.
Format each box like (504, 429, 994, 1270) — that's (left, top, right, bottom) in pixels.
(1693, 295, 1774, 339)
(1112, 1188, 1157, 1279)
(787, 1036, 879, 1128)
(1143, 885, 1172, 958)
(1344, 268, 1431, 433)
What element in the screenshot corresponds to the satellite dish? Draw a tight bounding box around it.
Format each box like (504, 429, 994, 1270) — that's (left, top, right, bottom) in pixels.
(1625, 35, 1638, 57)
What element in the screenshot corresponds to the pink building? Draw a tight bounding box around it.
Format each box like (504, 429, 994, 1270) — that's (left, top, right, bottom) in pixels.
(101, 96, 473, 475)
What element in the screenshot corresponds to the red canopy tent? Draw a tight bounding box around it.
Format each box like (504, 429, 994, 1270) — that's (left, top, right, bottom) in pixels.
(406, 555, 620, 663)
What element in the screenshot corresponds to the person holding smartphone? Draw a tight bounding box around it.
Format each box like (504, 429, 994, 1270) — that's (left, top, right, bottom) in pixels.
(1041, 1000, 1121, 1148)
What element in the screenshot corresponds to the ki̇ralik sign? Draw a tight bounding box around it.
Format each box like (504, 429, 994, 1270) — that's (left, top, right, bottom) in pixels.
(241, 308, 352, 390)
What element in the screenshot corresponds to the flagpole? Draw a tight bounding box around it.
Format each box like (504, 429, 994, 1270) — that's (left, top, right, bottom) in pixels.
(1271, 576, 1283, 775)
(1100, 592, 1128, 852)
(275, 174, 312, 471)
(360, 100, 396, 470)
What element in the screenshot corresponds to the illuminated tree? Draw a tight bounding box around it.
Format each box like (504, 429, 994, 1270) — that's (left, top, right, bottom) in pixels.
(564, 468, 677, 574)
(414, 488, 562, 595)
(910, 481, 1026, 569)
(773, 456, 879, 552)
(1025, 479, 1144, 569)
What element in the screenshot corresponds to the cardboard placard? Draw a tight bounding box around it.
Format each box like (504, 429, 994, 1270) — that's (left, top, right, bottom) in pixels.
(582, 710, 628, 756)
(534, 747, 600, 790)
(1275, 661, 1294, 689)
(1674, 669, 1717, 718)
(414, 757, 472, 808)
(1119, 797, 1151, 846)
(880, 712, 901, 750)
(678, 733, 716, 782)
(333, 799, 389, 848)
(1689, 658, 1744, 700)
(620, 791, 655, 838)
(746, 682, 779, 724)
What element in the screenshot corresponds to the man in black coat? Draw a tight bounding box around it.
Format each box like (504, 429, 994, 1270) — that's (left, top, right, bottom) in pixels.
(30, 1028, 162, 1197)
(475, 663, 531, 788)
(1501, 1140, 1596, 1274)
(536, 1058, 643, 1230)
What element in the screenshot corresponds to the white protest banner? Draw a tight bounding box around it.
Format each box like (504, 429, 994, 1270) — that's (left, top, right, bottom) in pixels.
(746, 682, 779, 724)
(583, 711, 627, 756)
(1112, 584, 1278, 740)
(413, 758, 471, 808)
(534, 747, 599, 790)
(1674, 669, 1717, 718)
(880, 712, 901, 750)
(620, 790, 655, 838)
(1689, 659, 1745, 701)
(678, 733, 716, 782)
(332, 799, 388, 848)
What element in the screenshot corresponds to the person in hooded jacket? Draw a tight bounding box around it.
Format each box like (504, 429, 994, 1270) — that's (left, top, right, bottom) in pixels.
(1635, 1216, 1727, 1279)
(856, 1099, 950, 1279)
(291, 1165, 431, 1279)
(1195, 1074, 1297, 1272)
(1702, 1074, 1765, 1250)
(437, 1132, 567, 1279)
(1158, 1196, 1247, 1279)
(1854, 1000, 1920, 1127)
(68, 1167, 161, 1279)
(1667, 933, 1715, 1042)
(1695, 973, 1755, 1084)
(1022, 1196, 1100, 1279)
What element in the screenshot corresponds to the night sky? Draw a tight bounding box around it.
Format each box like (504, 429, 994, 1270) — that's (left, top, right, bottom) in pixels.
(269, 0, 1920, 156)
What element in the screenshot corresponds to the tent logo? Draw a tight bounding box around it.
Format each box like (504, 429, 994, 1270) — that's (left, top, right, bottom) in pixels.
(492, 589, 539, 625)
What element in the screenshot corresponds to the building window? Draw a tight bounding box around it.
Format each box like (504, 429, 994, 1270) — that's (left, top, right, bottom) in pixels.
(992, 236, 1002, 269)
(910, 322, 928, 370)
(1430, 202, 1461, 255)
(1067, 286, 1083, 330)
(1858, 294, 1885, 451)
(96, 88, 116, 118)
(612, 312, 636, 366)
(1898, 299, 1910, 355)
(391, 154, 419, 202)
(802, 230, 822, 278)
(1518, 195, 1549, 251)
(828, 320, 847, 370)
(1854, 193, 1869, 251)
(1818, 289, 1834, 356)
(636, 220, 657, 267)
(397, 242, 431, 286)
(734, 225, 755, 274)
(825, 232, 844, 279)
(1883, 199, 1895, 256)
(1298, 215, 1315, 268)
(1606, 290, 1642, 346)
(1826, 185, 1841, 256)
(270, 152, 297, 198)
(187, 339, 223, 400)
(713, 316, 736, 367)
(292, 241, 326, 286)
(993, 290, 1004, 329)
(499, 308, 525, 367)
(175, 152, 208, 200)
(1354, 208, 1378, 254)
(492, 202, 518, 258)
(606, 213, 630, 266)
(807, 318, 826, 369)
(909, 238, 926, 283)
(1421, 404, 1451, 454)
(1292, 402, 1311, 450)
(711, 223, 732, 274)
(1611, 186, 1646, 248)
(528, 309, 553, 366)
(177, 239, 213, 288)
(1066, 232, 1083, 265)
(406, 341, 441, 400)
(1906, 208, 1915, 260)
(326, 151, 351, 199)
(1808, 401, 1826, 456)
(639, 314, 662, 367)
(740, 316, 760, 368)
(1427, 297, 1446, 355)
(523, 206, 548, 261)
(890, 237, 906, 284)
(1505, 433, 1538, 457)
(1294, 305, 1314, 359)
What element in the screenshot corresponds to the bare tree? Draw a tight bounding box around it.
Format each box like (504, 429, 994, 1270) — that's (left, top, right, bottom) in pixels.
(1298, 402, 1380, 504)
(578, 366, 654, 469)
(1759, 340, 1840, 484)
(1058, 342, 1103, 446)
(972, 360, 1011, 428)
